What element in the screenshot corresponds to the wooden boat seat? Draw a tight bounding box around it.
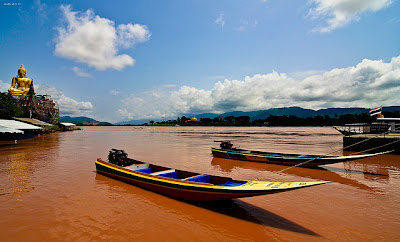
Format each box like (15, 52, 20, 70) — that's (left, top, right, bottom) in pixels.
(151, 169, 178, 179)
(124, 163, 149, 171)
(151, 169, 176, 175)
(182, 174, 210, 183)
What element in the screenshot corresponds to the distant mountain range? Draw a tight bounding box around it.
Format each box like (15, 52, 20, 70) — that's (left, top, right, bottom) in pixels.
(60, 116, 98, 123)
(179, 106, 400, 122)
(59, 116, 112, 125)
(61, 106, 400, 125)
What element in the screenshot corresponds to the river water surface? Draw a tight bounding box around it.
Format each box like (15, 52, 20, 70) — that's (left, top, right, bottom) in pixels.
(1, 126, 399, 241)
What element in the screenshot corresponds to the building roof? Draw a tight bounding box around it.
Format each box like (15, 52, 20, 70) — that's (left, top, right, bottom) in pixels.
(60, 122, 76, 127)
(0, 119, 42, 130)
(0, 125, 24, 134)
(14, 117, 53, 126)
(377, 118, 400, 122)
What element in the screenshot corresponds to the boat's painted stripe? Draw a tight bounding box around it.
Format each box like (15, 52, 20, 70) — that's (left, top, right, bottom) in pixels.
(212, 148, 227, 153)
(243, 154, 266, 158)
(227, 151, 244, 155)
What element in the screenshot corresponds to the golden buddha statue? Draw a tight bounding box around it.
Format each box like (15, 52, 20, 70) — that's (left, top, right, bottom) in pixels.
(8, 64, 33, 96)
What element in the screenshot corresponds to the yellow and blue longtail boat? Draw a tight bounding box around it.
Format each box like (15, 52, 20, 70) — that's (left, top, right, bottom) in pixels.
(95, 149, 329, 201)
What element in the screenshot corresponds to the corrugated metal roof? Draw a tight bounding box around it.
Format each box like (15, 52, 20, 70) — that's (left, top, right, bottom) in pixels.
(0, 125, 24, 134)
(0, 119, 42, 130)
(14, 117, 53, 126)
(60, 122, 76, 127)
(377, 118, 400, 122)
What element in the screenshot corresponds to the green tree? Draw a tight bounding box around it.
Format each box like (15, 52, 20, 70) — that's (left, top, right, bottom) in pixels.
(224, 116, 235, 125)
(200, 118, 212, 125)
(236, 116, 250, 126)
(180, 116, 188, 123)
(0, 92, 24, 119)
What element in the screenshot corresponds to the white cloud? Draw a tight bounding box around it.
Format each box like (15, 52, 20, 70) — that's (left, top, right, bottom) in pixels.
(161, 84, 178, 88)
(117, 23, 151, 48)
(0, 80, 10, 92)
(118, 56, 400, 120)
(118, 92, 168, 120)
(237, 19, 258, 31)
(388, 17, 400, 24)
(214, 12, 225, 27)
(72, 66, 92, 77)
(109, 90, 120, 95)
(54, 5, 151, 70)
(308, 0, 392, 33)
(288, 70, 327, 80)
(34, 0, 47, 23)
(35, 85, 94, 117)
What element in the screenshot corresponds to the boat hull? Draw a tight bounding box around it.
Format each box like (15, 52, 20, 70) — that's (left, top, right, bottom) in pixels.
(95, 159, 327, 201)
(211, 148, 389, 168)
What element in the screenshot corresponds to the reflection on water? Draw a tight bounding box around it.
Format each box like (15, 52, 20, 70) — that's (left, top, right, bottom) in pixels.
(0, 134, 60, 200)
(0, 126, 399, 241)
(1, 152, 35, 198)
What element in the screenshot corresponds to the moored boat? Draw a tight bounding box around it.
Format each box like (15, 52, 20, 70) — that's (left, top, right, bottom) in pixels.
(212, 141, 391, 168)
(95, 149, 329, 201)
(333, 123, 390, 136)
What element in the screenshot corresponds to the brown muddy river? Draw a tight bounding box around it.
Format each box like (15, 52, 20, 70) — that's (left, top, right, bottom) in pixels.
(1, 126, 399, 241)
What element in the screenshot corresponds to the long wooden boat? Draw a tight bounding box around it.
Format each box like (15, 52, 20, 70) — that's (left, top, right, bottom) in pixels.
(212, 141, 391, 168)
(95, 149, 329, 201)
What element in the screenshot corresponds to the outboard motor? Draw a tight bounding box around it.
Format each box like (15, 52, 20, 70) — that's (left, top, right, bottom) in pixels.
(108, 149, 128, 166)
(220, 141, 233, 150)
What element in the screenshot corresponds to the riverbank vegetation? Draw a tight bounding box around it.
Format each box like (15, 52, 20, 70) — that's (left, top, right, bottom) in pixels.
(0, 92, 24, 119)
(150, 111, 400, 127)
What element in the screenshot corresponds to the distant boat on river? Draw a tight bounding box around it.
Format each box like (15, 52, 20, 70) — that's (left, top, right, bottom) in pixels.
(211, 141, 391, 168)
(333, 118, 400, 136)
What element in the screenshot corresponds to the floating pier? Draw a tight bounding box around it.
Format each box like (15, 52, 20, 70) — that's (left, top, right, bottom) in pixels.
(343, 133, 400, 155)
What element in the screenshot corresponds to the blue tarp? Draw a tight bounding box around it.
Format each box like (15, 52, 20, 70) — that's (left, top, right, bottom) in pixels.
(218, 181, 246, 187)
(156, 172, 178, 179)
(135, 168, 152, 174)
(184, 174, 210, 183)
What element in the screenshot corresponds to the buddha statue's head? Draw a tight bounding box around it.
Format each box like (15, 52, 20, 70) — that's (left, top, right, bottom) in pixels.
(18, 64, 27, 78)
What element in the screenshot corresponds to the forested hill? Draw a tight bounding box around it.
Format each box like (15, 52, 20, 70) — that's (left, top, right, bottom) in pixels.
(193, 106, 400, 122)
(59, 116, 112, 125)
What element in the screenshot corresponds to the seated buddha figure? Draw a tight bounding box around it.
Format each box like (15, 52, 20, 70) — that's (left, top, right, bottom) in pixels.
(8, 65, 32, 96)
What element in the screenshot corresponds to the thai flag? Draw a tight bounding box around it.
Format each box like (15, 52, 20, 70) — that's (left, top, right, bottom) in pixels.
(369, 106, 382, 116)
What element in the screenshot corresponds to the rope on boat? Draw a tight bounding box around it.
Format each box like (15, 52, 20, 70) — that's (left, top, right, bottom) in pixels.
(250, 126, 400, 182)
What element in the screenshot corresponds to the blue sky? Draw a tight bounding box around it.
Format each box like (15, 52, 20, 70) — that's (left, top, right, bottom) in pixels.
(0, 0, 399, 123)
